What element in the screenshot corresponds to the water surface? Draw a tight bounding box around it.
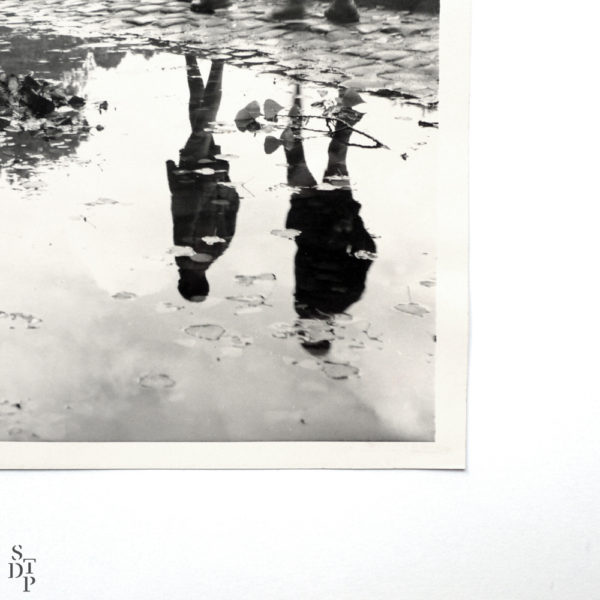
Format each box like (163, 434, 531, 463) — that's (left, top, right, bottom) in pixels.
(0, 31, 437, 441)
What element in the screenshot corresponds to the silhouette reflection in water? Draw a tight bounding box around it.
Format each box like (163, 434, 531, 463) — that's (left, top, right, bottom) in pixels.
(166, 55, 239, 302)
(281, 87, 376, 354)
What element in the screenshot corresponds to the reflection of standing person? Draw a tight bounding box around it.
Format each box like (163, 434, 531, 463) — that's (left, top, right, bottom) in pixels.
(282, 87, 376, 352)
(166, 55, 240, 302)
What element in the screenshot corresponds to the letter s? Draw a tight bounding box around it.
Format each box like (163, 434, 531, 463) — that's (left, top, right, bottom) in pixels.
(11, 545, 23, 561)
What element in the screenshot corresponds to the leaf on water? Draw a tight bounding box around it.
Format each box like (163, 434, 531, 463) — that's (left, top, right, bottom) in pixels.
(235, 100, 260, 124)
(420, 280, 436, 288)
(354, 250, 378, 260)
(269, 322, 296, 339)
(234, 113, 261, 132)
(213, 153, 238, 160)
(201, 236, 226, 245)
(296, 320, 335, 344)
(235, 273, 276, 286)
(340, 88, 365, 108)
(244, 100, 261, 119)
(317, 182, 339, 191)
(193, 167, 215, 175)
(279, 127, 295, 151)
(167, 246, 194, 257)
(112, 291, 137, 300)
(322, 361, 359, 380)
(86, 197, 118, 206)
(264, 98, 284, 121)
(190, 253, 214, 263)
(184, 324, 225, 341)
(394, 302, 430, 317)
(271, 228, 301, 240)
(138, 373, 176, 389)
(264, 135, 282, 154)
(226, 294, 265, 306)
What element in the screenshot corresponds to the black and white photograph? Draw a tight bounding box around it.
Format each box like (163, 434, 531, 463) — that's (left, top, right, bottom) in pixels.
(0, 0, 468, 467)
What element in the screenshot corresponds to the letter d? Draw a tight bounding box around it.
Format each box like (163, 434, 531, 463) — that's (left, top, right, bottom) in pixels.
(9, 563, 24, 579)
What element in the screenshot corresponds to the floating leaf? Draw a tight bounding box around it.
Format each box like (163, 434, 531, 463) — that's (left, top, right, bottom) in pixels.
(394, 302, 430, 317)
(354, 250, 377, 260)
(193, 167, 215, 175)
(420, 280, 436, 288)
(138, 373, 175, 389)
(235, 273, 276, 286)
(244, 100, 261, 118)
(280, 127, 295, 151)
(271, 228, 301, 240)
(340, 88, 364, 108)
(264, 135, 283, 154)
(264, 99, 284, 121)
(190, 253, 214, 263)
(112, 291, 137, 300)
(201, 236, 226, 245)
(85, 197, 118, 206)
(269, 322, 296, 339)
(322, 362, 359, 380)
(296, 320, 335, 344)
(226, 294, 266, 306)
(234, 112, 261, 132)
(184, 324, 225, 340)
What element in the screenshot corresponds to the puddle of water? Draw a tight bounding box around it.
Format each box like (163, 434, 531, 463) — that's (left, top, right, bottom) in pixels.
(0, 29, 437, 442)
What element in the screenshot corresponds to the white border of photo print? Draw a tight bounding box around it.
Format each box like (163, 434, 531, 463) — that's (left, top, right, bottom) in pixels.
(0, 0, 469, 470)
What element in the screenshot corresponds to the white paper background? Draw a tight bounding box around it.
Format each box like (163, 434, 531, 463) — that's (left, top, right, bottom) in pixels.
(1, 0, 599, 597)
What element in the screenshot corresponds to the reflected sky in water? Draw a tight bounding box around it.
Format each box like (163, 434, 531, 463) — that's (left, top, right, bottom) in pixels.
(0, 33, 437, 441)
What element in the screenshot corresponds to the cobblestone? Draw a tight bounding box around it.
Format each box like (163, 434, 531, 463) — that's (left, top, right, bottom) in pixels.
(0, 0, 438, 104)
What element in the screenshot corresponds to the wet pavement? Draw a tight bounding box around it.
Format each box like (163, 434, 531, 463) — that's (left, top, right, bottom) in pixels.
(0, 3, 438, 441)
(0, 0, 438, 105)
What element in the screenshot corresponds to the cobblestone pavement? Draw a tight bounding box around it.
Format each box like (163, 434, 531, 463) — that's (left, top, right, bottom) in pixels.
(1, 0, 438, 105)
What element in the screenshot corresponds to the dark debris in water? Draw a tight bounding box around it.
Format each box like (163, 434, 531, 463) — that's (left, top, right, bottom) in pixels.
(0, 70, 89, 129)
(0, 310, 43, 329)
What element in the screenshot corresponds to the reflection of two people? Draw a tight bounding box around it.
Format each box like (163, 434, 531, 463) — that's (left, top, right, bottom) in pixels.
(282, 86, 377, 355)
(166, 55, 239, 302)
